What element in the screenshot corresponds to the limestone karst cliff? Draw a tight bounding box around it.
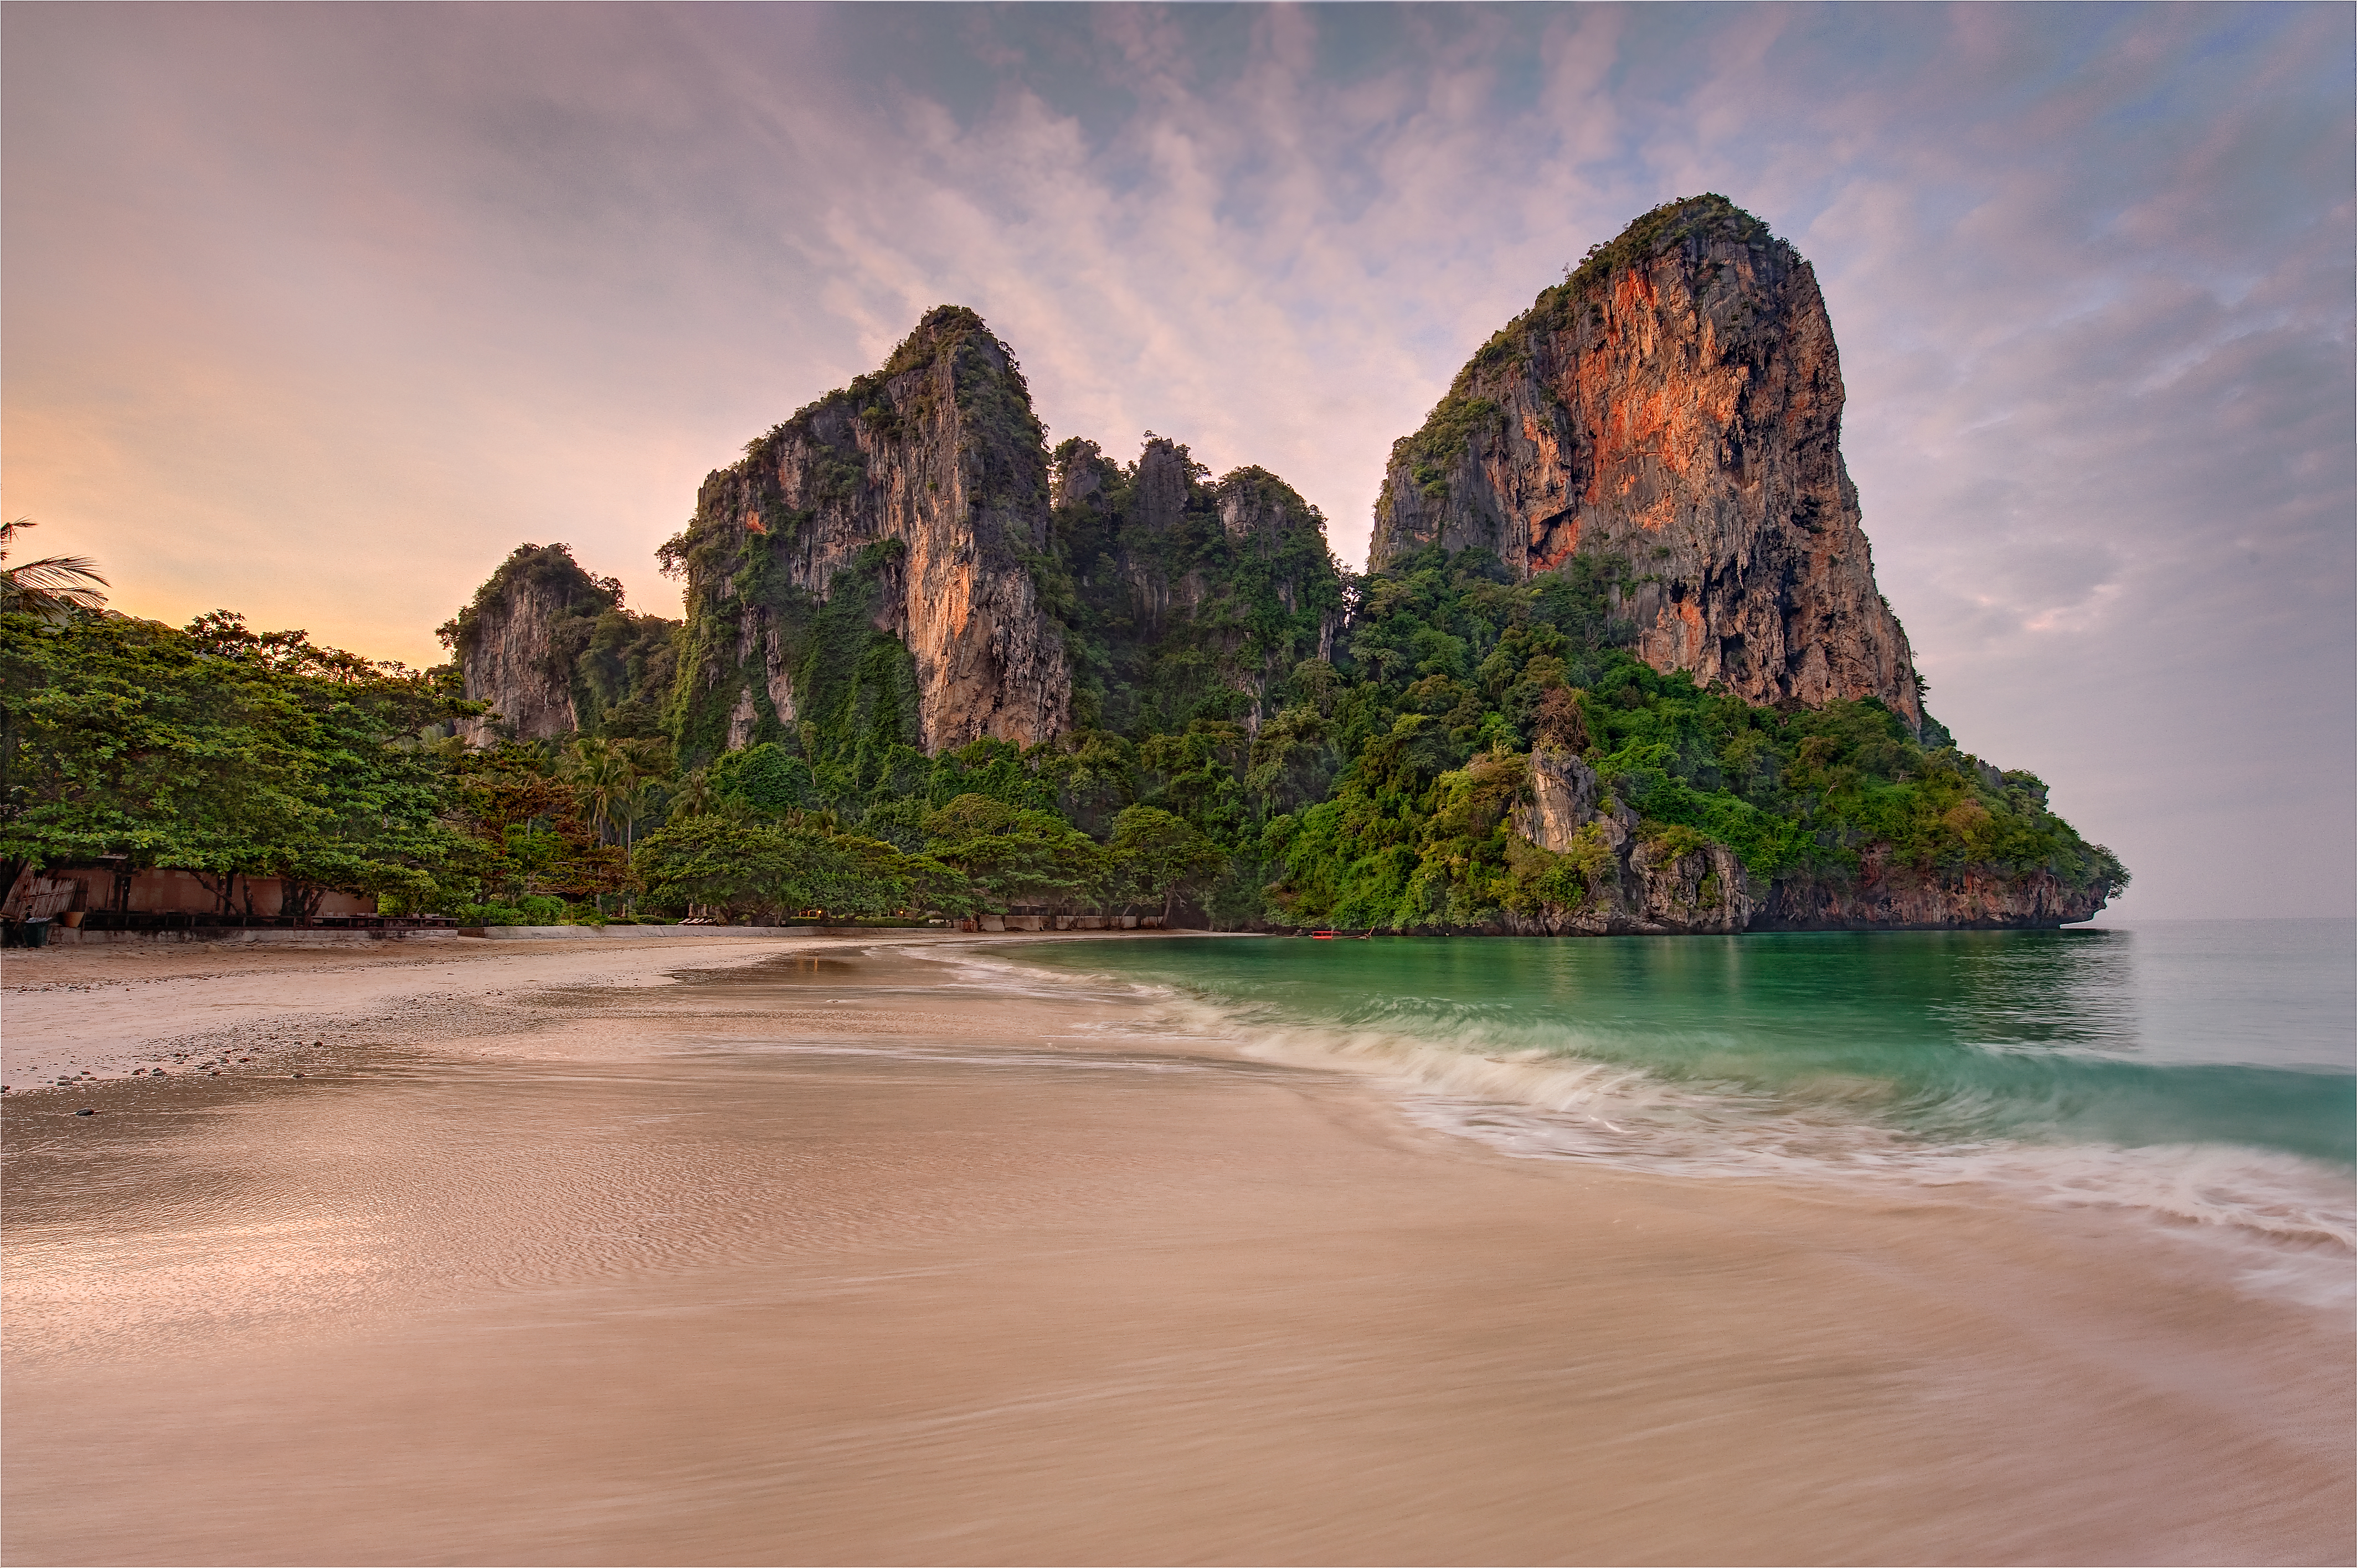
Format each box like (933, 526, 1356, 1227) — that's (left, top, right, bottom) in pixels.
(663, 305, 1071, 765)
(1370, 194, 1922, 730)
(437, 544, 678, 744)
(442, 311, 1344, 771)
(433, 274, 2121, 934)
(1047, 435, 1346, 733)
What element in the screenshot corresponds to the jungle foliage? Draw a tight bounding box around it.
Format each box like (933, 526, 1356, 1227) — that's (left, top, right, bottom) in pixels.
(0, 609, 478, 919)
(1259, 545, 2124, 931)
(1043, 436, 1349, 737)
(2, 522, 2125, 931)
(597, 537, 2120, 932)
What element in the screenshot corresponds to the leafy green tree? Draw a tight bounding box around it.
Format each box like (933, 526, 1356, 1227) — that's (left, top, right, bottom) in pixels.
(895, 852, 979, 917)
(1108, 806, 1226, 922)
(922, 792, 1104, 912)
(634, 817, 838, 920)
(633, 806, 946, 922)
(857, 796, 932, 852)
(186, 613, 478, 917)
(447, 743, 625, 908)
(709, 741, 816, 815)
(0, 608, 474, 920)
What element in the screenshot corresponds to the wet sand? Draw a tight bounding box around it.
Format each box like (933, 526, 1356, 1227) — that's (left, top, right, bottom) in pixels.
(1, 931, 942, 1089)
(4, 937, 2351, 1564)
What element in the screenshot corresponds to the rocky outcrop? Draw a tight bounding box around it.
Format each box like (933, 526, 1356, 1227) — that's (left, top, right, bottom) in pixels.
(1508, 744, 1758, 935)
(1756, 856, 2109, 930)
(445, 321, 1343, 764)
(439, 544, 680, 745)
(1046, 436, 1345, 730)
(447, 565, 586, 743)
(1504, 744, 2103, 932)
(1216, 466, 1336, 636)
(666, 306, 1070, 762)
(1370, 195, 1922, 730)
(440, 545, 620, 742)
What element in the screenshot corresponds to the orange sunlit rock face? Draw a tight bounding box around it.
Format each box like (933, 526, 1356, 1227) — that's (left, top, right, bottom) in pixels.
(1370, 196, 1922, 731)
(678, 307, 1071, 754)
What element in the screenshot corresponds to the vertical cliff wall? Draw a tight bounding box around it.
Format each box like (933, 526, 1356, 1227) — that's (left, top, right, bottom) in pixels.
(1369, 195, 1922, 730)
(665, 306, 1071, 765)
(438, 543, 678, 744)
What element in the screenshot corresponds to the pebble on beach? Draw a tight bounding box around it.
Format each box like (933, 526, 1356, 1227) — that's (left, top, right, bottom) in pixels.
(75, 1108, 95, 1116)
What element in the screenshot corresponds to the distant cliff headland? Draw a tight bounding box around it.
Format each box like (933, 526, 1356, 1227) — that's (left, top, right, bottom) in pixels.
(438, 195, 2124, 932)
(2, 196, 2126, 932)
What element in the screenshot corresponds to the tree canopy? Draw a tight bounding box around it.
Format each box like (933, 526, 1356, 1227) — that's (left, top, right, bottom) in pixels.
(0, 609, 475, 917)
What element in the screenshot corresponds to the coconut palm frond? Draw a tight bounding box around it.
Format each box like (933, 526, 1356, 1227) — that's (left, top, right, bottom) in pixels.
(7, 554, 110, 605)
(1, 518, 110, 619)
(562, 737, 645, 844)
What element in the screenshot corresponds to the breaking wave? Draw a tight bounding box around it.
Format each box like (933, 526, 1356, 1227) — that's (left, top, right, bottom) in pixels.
(965, 930, 2357, 1308)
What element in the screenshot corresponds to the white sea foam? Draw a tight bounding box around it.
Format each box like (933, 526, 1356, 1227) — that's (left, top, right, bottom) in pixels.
(961, 944, 2357, 1312)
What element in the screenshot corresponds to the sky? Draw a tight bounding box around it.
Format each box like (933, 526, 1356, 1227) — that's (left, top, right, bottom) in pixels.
(4, 2, 2351, 920)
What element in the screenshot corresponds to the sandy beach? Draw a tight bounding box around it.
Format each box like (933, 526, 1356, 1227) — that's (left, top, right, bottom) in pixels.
(3, 932, 2351, 1565)
(0, 931, 929, 1091)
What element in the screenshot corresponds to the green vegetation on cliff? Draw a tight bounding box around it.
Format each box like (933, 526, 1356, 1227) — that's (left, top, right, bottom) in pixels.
(1263, 545, 2124, 930)
(1562, 191, 1780, 298)
(657, 304, 1054, 770)
(539, 529, 2118, 931)
(2, 548, 2121, 932)
(1044, 436, 1347, 735)
(420, 522, 2116, 931)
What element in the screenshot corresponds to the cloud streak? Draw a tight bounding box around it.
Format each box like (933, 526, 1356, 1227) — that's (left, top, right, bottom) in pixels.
(4, 2, 2349, 915)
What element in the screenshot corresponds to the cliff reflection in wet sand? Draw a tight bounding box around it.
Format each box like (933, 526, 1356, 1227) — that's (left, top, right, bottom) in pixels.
(4, 941, 2351, 1565)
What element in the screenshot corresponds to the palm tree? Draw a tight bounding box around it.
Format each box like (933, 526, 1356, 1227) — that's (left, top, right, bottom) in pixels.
(668, 769, 723, 820)
(1, 519, 108, 620)
(560, 739, 640, 846)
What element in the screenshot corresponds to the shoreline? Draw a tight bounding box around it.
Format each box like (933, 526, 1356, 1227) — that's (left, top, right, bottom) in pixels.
(4, 934, 2351, 1563)
(0, 927, 1214, 1093)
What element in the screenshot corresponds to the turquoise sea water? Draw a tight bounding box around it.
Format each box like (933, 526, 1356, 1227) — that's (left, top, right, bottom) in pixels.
(997, 921, 2357, 1267)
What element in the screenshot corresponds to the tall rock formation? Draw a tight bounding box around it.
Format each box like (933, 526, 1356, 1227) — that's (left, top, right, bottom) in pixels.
(438, 544, 679, 744)
(665, 306, 1071, 764)
(1370, 195, 1923, 730)
(1047, 435, 1346, 733)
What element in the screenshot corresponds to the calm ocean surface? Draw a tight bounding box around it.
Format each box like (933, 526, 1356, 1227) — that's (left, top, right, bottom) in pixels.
(1002, 921, 2357, 1282)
